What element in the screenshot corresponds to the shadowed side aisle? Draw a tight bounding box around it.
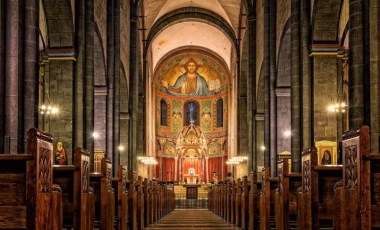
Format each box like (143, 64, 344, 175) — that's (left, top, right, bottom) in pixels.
(145, 209, 241, 230)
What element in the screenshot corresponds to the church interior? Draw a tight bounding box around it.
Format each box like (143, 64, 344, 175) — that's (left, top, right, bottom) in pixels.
(1, 0, 380, 229)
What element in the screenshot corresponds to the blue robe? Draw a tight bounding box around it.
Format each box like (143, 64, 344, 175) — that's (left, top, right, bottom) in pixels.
(166, 73, 211, 96)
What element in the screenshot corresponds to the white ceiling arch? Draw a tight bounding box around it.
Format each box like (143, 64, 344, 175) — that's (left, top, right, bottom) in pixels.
(151, 21, 233, 71)
(143, 0, 242, 37)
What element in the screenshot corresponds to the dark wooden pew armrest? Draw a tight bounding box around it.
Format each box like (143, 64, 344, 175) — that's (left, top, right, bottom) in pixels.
(285, 172, 302, 178)
(313, 165, 343, 171)
(364, 153, 380, 160)
(53, 165, 78, 171)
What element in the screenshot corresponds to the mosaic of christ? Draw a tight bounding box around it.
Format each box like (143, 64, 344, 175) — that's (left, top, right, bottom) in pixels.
(156, 55, 227, 97)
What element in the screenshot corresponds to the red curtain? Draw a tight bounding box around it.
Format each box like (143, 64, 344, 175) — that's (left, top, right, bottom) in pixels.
(156, 157, 175, 181)
(208, 157, 226, 183)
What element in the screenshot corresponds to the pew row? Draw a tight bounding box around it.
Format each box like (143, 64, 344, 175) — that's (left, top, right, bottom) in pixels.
(335, 126, 380, 229)
(0, 128, 62, 230)
(53, 147, 94, 229)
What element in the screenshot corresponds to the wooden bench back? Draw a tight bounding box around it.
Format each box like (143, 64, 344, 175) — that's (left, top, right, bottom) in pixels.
(0, 128, 62, 230)
(341, 126, 370, 229)
(300, 147, 319, 229)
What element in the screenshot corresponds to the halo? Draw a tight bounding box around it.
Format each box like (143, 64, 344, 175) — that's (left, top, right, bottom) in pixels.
(179, 57, 204, 74)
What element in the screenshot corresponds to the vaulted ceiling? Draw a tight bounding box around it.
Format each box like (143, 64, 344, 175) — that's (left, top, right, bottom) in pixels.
(142, 0, 246, 72)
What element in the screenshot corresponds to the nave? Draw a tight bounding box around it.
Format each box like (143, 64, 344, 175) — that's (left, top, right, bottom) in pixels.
(146, 209, 240, 230)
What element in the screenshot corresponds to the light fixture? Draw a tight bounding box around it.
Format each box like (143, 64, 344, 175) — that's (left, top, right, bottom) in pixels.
(138, 156, 157, 165)
(284, 130, 291, 138)
(40, 104, 59, 115)
(92, 132, 99, 139)
(118, 145, 125, 151)
(226, 156, 248, 165)
(327, 102, 347, 113)
(261, 146, 266, 151)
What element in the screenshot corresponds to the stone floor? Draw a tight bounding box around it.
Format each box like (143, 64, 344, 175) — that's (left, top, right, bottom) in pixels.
(145, 209, 241, 230)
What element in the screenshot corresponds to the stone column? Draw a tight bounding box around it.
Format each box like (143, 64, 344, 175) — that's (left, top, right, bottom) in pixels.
(74, 0, 85, 149)
(369, 0, 380, 152)
(85, 0, 94, 170)
(269, 0, 277, 176)
(349, 0, 367, 128)
(23, 0, 39, 151)
(301, 0, 312, 150)
(291, 0, 301, 172)
(263, 0, 271, 168)
(128, 1, 140, 171)
(247, 3, 256, 172)
(113, 0, 121, 175)
(106, 0, 115, 161)
(0, 0, 5, 151)
(5, 0, 23, 153)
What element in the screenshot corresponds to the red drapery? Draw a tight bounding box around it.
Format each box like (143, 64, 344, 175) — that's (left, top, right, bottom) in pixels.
(156, 157, 175, 181)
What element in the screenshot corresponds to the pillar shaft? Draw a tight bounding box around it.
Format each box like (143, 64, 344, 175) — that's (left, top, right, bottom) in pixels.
(106, 0, 115, 161)
(113, 0, 121, 174)
(5, 0, 23, 153)
(74, 0, 85, 150)
(349, 0, 367, 128)
(291, 0, 301, 172)
(263, 0, 270, 168)
(128, 4, 140, 171)
(269, 0, 277, 176)
(85, 0, 94, 170)
(23, 0, 39, 151)
(0, 0, 5, 152)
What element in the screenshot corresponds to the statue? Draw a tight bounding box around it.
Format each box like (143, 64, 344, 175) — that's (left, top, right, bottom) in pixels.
(55, 142, 67, 165)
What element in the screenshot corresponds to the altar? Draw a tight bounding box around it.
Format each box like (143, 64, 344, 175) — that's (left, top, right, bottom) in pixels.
(183, 184, 201, 199)
(183, 173, 200, 184)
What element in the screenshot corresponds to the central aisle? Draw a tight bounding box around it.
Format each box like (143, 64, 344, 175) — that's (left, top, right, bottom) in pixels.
(145, 209, 241, 230)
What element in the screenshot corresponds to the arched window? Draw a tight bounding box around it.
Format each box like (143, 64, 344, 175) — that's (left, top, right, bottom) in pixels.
(160, 99, 168, 126)
(216, 98, 223, 127)
(185, 101, 199, 126)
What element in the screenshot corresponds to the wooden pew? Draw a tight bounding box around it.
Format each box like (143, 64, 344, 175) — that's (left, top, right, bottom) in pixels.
(335, 126, 380, 229)
(53, 147, 94, 229)
(0, 128, 62, 230)
(275, 158, 302, 230)
(259, 168, 278, 230)
(248, 171, 259, 230)
(112, 165, 128, 230)
(127, 171, 138, 230)
(240, 176, 250, 229)
(298, 146, 343, 229)
(90, 158, 115, 230)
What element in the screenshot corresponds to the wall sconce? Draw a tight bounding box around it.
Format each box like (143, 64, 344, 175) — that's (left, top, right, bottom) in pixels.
(327, 102, 347, 113)
(138, 156, 158, 165)
(226, 156, 248, 165)
(40, 104, 59, 115)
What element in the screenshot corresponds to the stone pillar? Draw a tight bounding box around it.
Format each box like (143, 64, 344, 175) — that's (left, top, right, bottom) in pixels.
(247, 3, 256, 172)
(74, 0, 85, 149)
(301, 0, 312, 149)
(0, 0, 5, 152)
(349, 0, 367, 128)
(5, 0, 23, 153)
(269, 0, 277, 176)
(23, 0, 39, 152)
(263, 0, 270, 168)
(291, 0, 301, 172)
(85, 0, 94, 170)
(128, 1, 140, 171)
(113, 0, 121, 175)
(369, 0, 380, 152)
(106, 0, 115, 161)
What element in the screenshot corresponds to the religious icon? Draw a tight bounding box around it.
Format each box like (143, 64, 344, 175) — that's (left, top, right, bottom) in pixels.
(321, 149, 332, 165)
(161, 58, 214, 96)
(55, 141, 67, 165)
